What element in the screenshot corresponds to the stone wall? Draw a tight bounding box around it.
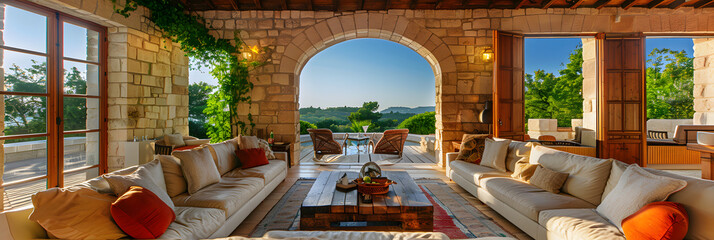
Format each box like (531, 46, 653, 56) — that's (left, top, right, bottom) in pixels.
(694, 38, 714, 125)
(200, 7, 714, 166)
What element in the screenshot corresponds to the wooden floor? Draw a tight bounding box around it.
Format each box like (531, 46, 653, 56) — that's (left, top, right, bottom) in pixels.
(298, 143, 437, 164)
(230, 163, 533, 240)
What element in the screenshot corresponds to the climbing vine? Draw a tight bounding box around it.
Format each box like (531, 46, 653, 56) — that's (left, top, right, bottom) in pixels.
(112, 0, 264, 142)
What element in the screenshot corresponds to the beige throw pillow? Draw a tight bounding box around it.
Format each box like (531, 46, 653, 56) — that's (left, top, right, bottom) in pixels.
(456, 134, 490, 164)
(529, 165, 569, 193)
(206, 141, 240, 175)
(30, 186, 127, 239)
(103, 161, 175, 210)
(164, 133, 186, 147)
(258, 138, 276, 159)
(596, 164, 687, 231)
(480, 138, 511, 172)
(239, 135, 260, 149)
(156, 155, 188, 197)
(511, 157, 538, 182)
(172, 146, 221, 194)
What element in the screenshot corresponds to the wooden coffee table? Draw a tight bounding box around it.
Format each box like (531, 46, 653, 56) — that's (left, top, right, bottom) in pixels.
(300, 171, 433, 231)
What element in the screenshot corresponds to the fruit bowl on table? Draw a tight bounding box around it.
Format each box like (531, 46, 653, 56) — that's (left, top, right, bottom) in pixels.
(353, 177, 397, 195)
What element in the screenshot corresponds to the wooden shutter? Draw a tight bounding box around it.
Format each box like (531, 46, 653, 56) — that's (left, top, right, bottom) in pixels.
(597, 33, 647, 166)
(493, 30, 525, 141)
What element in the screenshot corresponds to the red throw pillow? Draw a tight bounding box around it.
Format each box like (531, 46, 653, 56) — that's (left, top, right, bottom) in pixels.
(111, 186, 175, 239)
(236, 148, 269, 169)
(622, 201, 689, 240)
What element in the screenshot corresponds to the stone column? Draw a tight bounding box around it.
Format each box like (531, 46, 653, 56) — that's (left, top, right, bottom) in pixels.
(581, 38, 597, 146)
(693, 38, 714, 125)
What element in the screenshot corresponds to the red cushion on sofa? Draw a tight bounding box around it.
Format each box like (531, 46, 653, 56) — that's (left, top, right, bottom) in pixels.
(622, 201, 689, 240)
(111, 186, 175, 239)
(236, 148, 269, 169)
(173, 145, 201, 151)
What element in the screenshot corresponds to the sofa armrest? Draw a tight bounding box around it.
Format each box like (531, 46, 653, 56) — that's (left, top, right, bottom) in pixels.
(445, 152, 459, 179)
(0, 206, 48, 240)
(273, 151, 288, 161)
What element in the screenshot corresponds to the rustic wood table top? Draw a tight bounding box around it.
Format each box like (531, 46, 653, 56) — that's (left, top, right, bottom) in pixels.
(300, 171, 433, 231)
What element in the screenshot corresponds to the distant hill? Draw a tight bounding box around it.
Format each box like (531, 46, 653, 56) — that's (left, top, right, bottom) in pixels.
(380, 106, 435, 114)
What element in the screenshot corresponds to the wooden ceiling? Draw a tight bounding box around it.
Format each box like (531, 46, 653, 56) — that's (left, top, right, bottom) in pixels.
(178, 0, 713, 11)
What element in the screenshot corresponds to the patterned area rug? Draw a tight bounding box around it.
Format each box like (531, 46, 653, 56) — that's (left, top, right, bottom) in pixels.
(250, 178, 513, 239)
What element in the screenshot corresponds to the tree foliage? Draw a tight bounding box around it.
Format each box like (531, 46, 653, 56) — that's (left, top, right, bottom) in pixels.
(299, 120, 317, 134)
(188, 82, 215, 139)
(397, 112, 436, 135)
(646, 48, 694, 119)
(525, 47, 584, 127)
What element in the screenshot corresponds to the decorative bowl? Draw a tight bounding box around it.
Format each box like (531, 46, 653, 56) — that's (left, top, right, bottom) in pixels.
(697, 132, 714, 145)
(353, 177, 396, 195)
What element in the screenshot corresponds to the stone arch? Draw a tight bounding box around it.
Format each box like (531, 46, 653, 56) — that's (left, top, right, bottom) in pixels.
(278, 12, 457, 165)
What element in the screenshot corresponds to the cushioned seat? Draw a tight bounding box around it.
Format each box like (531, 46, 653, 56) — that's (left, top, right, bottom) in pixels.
(538, 208, 625, 240)
(481, 178, 595, 221)
(160, 207, 225, 240)
(222, 160, 286, 184)
(449, 160, 511, 186)
(171, 177, 264, 217)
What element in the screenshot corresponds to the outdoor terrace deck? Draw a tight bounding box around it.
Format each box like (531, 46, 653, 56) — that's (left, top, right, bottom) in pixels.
(298, 142, 437, 164)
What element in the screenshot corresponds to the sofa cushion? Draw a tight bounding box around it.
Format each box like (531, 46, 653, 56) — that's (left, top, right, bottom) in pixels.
(602, 160, 629, 201)
(495, 138, 535, 172)
(159, 207, 225, 239)
(456, 134, 490, 164)
(538, 208, 625, 240)
(29, 186, 127, 239)
(111, 186, 175, 239)
(529, 165, 569, 194)
(529, 145, 612, 205)
(510, 158, 537, 182)
(156, 155, 188, 197)
(480, 138, 511, 172)
(171, 177, 264, 217)
(223, 160, 286, 184)
(103, 161, 175, 210)
(205, 141, 240, 175)
(164, 133, 186, 147)
(597, 165, 687, 231)
(173, 146, 222, 194)
(449, 160, 510, 187)
(481, 177, 595, 221)
(622, 201, 689, 240)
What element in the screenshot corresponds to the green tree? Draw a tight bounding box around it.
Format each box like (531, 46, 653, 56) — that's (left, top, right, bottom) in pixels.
(397, 112, 436, 135)
(188, 82, 215, 139)
(300, 120, 317, 134)
(524, 47, 583, 127)
(347, 102, 382, 123)
(646, 48, 694, 119)
(4, 62, 89, 139)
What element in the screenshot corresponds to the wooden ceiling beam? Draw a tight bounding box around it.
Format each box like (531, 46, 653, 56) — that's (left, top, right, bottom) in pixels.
(694, 0, 714, 8)
(253, 0, 262, 8)
(592, 0, 611, 9)
(541, 0, 556, 8)
(334, 0, 340, 11)
(620, 0, 637, 9)
(229, 0, 239, 10)
(435, 0, 444, 9)
(204, 0, 217, 9)
(385, 0, 392, 10)
(281, 0, 288, 9)
(568, 0, 586, 8)
(646, 0, 666, 8)
(514, 0, 529, 9)
(668, 0, 686, 8)
(410, 0, 418, 9)
(307, 0, 313, 10)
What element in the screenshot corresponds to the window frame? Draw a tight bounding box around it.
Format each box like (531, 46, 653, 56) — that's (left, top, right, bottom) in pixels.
(0, 0, 108, 190)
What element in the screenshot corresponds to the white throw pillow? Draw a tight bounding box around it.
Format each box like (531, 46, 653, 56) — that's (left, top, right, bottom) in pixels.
(480, 138, 511, 172)
(103, 160, 175, 211)
(596, 164, 687, 231)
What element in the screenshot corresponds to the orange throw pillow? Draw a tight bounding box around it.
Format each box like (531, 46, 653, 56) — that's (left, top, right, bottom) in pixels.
(622, 201, 689, 240)
(237, 148, 270, 169)
(111, 186, 175, 239)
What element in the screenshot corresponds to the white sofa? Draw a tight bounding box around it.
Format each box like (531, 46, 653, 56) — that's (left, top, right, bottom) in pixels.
(0, 139, 288, 240)
(447, 140, 714, 240)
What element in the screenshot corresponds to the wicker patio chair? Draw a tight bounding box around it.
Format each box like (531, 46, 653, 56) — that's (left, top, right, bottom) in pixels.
(538, 135, 557, 141)
(369, 129, 409, 158)
(307, 129, 347, 160)
(154, 143, 174, 155)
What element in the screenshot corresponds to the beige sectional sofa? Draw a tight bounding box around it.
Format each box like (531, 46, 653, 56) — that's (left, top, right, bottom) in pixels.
(0, 139, 288, 240)
(447, 140, 714, 240)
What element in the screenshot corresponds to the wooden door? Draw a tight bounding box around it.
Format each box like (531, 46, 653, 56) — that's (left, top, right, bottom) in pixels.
(493, 30, 525, 141)
(597, 33, 646, 166)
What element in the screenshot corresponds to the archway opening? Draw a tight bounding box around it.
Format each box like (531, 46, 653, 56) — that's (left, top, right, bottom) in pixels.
(297, 38, 437, 165)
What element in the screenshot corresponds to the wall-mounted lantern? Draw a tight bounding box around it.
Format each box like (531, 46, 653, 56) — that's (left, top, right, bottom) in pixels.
(481, 47, 494, 63)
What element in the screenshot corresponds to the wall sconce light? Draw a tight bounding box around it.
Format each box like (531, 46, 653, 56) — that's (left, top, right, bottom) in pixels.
(481, 47, 494, 63)
(242, 45, 262, 60)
